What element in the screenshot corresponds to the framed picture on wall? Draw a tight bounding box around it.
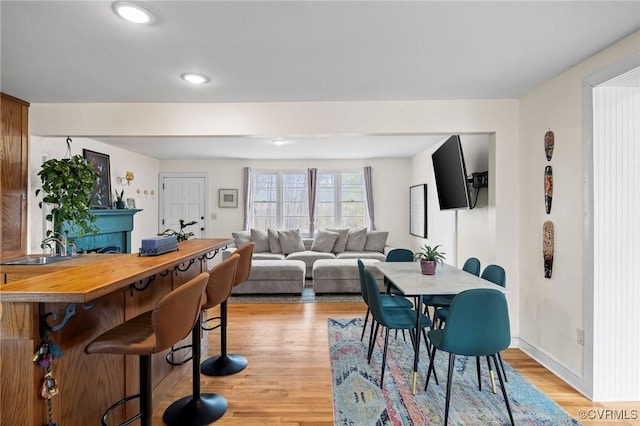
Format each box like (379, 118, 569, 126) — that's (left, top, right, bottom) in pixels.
(409, 184, 427, 238)
(83, 149, 112, 208)
(219, 188, 238, 208)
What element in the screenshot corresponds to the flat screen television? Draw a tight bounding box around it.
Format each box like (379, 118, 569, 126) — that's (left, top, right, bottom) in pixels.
(432, 135, 471, 210)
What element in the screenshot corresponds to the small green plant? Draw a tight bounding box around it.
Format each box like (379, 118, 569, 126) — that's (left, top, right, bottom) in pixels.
(159, 219, 198, 242)
(414, 244, 446, 264)
(115, 189, 124, 202)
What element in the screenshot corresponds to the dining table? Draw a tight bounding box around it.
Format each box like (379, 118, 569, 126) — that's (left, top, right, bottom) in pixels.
(375, 261, 506, 394)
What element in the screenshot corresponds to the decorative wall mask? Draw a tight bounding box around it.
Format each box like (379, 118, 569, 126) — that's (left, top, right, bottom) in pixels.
(544, 166, 553, 214)
(543, 221, 554, 278)
(544, 130, 554, 161)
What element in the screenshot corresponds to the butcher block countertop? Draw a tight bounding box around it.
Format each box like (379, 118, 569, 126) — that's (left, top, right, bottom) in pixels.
(0, 238, 231, 303)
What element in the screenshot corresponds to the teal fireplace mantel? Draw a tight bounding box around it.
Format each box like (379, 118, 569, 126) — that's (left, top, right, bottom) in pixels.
(64, 209, 142, 253)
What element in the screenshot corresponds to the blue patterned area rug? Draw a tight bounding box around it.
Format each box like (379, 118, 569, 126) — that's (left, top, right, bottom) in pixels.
(329, 318, 581, 426)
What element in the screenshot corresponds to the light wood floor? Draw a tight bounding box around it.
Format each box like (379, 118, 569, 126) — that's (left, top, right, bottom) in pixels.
(154, 301, 640, 425)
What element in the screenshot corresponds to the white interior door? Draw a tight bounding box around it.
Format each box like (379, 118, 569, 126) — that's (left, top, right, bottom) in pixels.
(160, 174, 208, 238)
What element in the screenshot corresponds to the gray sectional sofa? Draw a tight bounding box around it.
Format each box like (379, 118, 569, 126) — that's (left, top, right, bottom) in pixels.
(223, 228, 391, 294)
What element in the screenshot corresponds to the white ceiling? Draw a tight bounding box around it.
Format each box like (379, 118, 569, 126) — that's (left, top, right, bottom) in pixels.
(2, 1, 639, 159)
(94, 134, 449, 160)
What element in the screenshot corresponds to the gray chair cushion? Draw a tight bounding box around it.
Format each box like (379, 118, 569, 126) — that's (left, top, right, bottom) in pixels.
(232, 230, 251, 248)
(252, 252, 286, 260)
(364, 231, 389, 252)
(345, 228, 367, 251)
(286, 250, 336, 272)
(326, 228, 349, 253)
(310, 230, 339, 252)
(278, 229, 305, 254)
(247, 260, 306, 280)
(251, 228, 270, 252)
(233, 259, 306, 294)
(336, 251, 386, 262)
(268, 228, 282, 253)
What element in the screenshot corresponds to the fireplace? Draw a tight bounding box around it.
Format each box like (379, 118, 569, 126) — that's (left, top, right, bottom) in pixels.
(64, 209, 141, 254)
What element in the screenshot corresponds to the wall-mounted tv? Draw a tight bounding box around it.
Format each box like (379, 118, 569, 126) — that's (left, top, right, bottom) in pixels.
(432, 135, 471, 210)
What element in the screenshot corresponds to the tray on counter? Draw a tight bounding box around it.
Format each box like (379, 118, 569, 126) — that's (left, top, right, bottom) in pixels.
(138, 243, 179, 257)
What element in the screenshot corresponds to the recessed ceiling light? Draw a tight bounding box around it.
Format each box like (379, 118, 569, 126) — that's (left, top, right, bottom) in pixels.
(272, 138, 288, 146)
(113, 2, 154, 24)
(181, 73, 210, 85)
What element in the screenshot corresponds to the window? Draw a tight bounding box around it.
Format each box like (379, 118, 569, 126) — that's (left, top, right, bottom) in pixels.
(251, 172, 278, 229)
(251, 171, 308, 230)
(250, 169, 367, 233)
(340, 172, 366, 228)
(282, 172, 308, 229)
(251, 170, 368, 234)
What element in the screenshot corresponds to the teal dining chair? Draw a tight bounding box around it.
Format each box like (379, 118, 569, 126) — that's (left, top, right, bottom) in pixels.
(385, 248, 414, 263)
(363, 267, 436, 388)
(426, 257, 481, 324)
(433, 263, 508, 392)
(357, 259, 413, 344)
(424, 288, 513, 426)
(385, 248, 414, 296)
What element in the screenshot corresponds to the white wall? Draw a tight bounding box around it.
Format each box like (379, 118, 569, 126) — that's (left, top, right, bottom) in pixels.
(29, 136, 160, 253)
(159, 157, 413, 248)
(458, 135, 491, 270)
(518, 31, 640, 398)
(408, 134, 490, 269)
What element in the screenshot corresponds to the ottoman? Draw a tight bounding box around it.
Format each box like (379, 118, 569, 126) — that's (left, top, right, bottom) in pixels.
(312, 258, 385, 294)
(231, 259, 306, 294)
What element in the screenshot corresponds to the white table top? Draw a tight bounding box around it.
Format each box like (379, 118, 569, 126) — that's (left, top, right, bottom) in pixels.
(375, 262, 505, 296)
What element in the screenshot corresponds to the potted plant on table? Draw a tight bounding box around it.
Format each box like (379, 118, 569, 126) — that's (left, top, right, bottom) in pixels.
(414, 244, 446, 275)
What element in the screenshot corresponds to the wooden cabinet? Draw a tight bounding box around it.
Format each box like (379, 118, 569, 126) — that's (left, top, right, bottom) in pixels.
(1, 93, 29, 258)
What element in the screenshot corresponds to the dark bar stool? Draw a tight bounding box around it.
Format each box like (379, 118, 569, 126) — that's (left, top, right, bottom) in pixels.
(201, 242, 254, 376)
(163, 253, 240, 425)
(84, 272, 209, 426)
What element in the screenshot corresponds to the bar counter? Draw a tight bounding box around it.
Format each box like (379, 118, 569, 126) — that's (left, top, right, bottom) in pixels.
(0, 238, 231, 426)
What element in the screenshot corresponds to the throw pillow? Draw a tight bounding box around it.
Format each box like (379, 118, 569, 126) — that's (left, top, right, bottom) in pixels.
(278, 229, 305, 255)
(327, 228, 349, 253)
(251, 228, 270, 253)
(267, 228, 282, 253)
(232, 230, 251, 248)
(310, 230, 339, 252)
(345, 228, 367, 251)
(364, 231, 389, 252)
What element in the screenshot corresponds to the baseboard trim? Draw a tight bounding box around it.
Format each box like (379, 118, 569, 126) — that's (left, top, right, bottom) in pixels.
(516, 338, 592, 400)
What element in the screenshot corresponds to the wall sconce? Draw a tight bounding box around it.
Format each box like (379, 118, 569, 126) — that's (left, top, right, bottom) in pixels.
(117, 171, 134, 186)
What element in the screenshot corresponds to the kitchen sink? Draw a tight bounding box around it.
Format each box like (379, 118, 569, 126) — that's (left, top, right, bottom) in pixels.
(1, 255, 76, 265)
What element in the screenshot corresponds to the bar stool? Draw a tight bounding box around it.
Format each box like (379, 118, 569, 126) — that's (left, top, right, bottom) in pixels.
(163, 254, 240, 425)
(84, 272, 209, 426)
(201, 242, 254, 376)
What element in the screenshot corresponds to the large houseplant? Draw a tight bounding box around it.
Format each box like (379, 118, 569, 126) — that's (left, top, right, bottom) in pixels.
(414, 244, 446, 275)
(35, 154, 100, 242)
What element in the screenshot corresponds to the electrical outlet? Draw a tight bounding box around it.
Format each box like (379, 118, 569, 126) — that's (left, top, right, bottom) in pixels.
(576, 328, 584, 345)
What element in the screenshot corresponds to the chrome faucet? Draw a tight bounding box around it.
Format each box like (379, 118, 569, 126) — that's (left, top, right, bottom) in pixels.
(42, 232, 68, 257)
